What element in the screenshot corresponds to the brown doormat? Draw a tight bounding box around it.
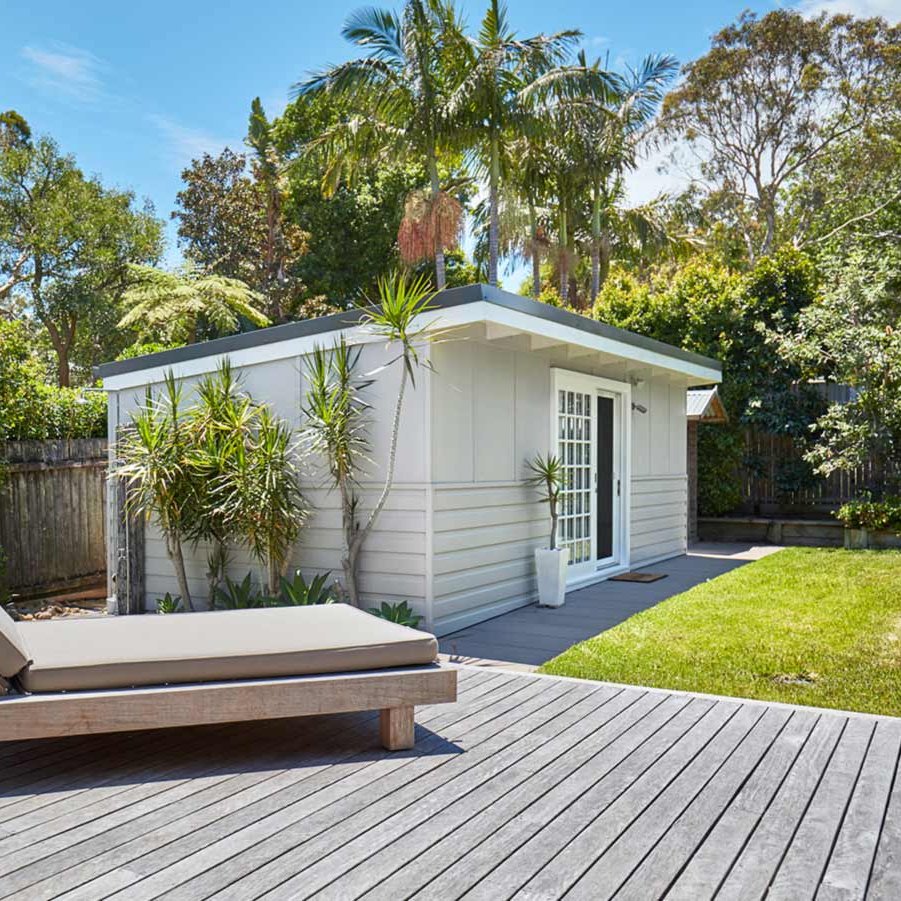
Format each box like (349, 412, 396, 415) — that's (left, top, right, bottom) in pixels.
(609, 572, 667, 583)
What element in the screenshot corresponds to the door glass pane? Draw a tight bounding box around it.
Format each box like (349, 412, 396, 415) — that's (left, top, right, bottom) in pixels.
(556, 388, 592, 565)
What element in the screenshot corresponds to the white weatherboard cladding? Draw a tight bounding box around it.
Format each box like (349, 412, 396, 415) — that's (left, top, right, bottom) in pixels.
(108, 348, 430, 619)
(106, 325, 695, 635)
(429, 339, 689, 634)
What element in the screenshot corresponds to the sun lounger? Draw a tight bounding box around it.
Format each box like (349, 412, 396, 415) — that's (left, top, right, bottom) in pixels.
(0, 604, 456, 750)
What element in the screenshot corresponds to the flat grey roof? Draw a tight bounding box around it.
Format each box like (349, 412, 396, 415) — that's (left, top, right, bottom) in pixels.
(95, 283, 722, 380)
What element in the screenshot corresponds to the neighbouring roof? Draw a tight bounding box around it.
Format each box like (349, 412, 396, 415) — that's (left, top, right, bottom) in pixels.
(687, 386, 728, 423)
(96, 283, 722, 386)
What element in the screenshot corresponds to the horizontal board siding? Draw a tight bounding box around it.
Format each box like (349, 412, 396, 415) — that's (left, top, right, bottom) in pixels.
(143, 484, 428, 615)
(631, 474, 687, 564)
(432, 483, 545, 634)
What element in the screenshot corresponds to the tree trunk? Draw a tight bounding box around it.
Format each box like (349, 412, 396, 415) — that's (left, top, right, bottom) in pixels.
(488, 135, 500, 287)
(166, 530, 193, 611)
(428, 156, 446, 290)
(529, 203, 541, 299)
(590, 192, 602, 305)
(341, 357, 411, 607)
(558, 208, 569, 303)
(43, 317, 75, 388)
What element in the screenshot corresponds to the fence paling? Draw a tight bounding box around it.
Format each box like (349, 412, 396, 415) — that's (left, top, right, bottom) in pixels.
(0, 439, 108, 594)
(739, 428, 891, 513)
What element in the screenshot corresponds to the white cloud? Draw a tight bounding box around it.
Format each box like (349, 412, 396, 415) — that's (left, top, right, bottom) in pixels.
(21, 42, 106, 104)
(148, 114, 239, 165)
(796, 0, 901, 18)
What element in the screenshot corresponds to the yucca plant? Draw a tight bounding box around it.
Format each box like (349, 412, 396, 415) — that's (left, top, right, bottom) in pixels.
(212, 407, 308, 597)
(303, 271, 437, 606)
(279, 570, 336, 606)
(117, 374, 198, 610)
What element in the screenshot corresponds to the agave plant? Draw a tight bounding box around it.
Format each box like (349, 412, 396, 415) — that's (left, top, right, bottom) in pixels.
(155, 593, 183, 614)
(213, 572, 272, 610)
(279, 570, 336, 606)
(369, 600, 423, 628)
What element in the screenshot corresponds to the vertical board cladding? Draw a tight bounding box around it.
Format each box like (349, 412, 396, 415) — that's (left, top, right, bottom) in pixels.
(429, 340, 689, 634)
(108, 347, 430, 620)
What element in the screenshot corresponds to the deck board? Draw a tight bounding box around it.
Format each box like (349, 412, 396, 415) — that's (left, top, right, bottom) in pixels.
(0, 667, 898, 900)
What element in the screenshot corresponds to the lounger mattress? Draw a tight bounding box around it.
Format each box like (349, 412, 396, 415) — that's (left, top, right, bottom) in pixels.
(16, 604, 438, 693)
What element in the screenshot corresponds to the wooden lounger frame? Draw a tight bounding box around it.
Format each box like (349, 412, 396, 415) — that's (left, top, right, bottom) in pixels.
(0, 664, 457, 751)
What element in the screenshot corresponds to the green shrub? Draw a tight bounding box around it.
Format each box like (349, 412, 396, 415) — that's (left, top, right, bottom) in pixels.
(213, 573, 272, 610)
(836, 497, 901, 532)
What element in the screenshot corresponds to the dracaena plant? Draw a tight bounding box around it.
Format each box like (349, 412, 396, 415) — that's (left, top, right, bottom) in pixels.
(303, 271, 437, 607)
(525, 453, 565, 550)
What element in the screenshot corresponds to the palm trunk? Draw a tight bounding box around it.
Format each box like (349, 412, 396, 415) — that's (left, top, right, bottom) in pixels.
(529, 202, 541, 299)
(488, 134, 500, 286)
(558, 207, 569, 303)
(590, 191, 602, 304)
(428, 156, 446, 290)
(266, 543, 280, 599)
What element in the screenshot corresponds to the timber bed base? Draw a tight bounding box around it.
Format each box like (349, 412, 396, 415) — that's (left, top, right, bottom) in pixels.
(0, 664, 458, 751)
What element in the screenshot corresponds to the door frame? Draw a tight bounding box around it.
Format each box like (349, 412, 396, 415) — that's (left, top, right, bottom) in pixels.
(550, 367, 632, 587)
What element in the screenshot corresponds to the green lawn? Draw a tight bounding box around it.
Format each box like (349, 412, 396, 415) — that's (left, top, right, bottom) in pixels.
(540, 548, 901, 717)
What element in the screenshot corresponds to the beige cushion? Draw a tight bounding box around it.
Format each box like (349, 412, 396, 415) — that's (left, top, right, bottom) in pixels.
(0, 606, 31, 678)
(17, 604, 437, 693)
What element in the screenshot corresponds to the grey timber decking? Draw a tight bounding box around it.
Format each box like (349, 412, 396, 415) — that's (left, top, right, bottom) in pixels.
(0, 666, 899, 900)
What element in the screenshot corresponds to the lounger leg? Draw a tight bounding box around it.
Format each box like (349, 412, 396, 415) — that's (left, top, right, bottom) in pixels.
(380, 705, 415, 750)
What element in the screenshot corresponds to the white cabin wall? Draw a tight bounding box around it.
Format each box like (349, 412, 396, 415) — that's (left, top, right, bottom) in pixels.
(429, 339, 689, 634)
(108, 344, 430, 619)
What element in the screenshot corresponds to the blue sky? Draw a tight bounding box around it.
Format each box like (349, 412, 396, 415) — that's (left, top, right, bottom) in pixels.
(2, 0, 897, 281)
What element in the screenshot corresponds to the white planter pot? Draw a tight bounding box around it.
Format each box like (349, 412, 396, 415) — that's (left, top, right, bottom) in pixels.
(535, 547, 569, 607)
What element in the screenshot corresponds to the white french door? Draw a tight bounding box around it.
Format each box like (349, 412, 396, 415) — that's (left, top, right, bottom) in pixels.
(552, 369, 631, 584)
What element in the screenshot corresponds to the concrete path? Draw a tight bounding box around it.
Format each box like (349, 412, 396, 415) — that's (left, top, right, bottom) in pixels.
(439, 542, 782, 671)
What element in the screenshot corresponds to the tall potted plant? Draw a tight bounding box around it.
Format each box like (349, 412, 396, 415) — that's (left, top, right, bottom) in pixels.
(526, 453, 568, 607)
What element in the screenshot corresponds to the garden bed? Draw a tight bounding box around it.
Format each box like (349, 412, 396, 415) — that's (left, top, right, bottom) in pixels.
(541, 548, 901, 716)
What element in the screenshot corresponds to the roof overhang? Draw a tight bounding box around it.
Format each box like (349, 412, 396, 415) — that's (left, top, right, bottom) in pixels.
(96, 283, 723, 391)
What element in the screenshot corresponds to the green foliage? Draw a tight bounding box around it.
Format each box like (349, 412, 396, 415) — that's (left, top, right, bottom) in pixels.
(368, 600, 423, 628)
(119, 264, 270, 345)
(116, 341, 184, 361)
(0, 319, 107, 440)
(0, 126, 163, 385)
(156, 593, 183, 614)
(594, 249, 821, 513)
(278, 570, 336, 606)
(779, 250, 901, 490)
(836, 498, 901, 533)
(524, 454, 564, 549)
(213, 573, 272, 610)
(212, 570, 336, 609)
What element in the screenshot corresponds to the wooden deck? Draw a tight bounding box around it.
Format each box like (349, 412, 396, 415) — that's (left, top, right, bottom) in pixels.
(0, 666, 899, 900)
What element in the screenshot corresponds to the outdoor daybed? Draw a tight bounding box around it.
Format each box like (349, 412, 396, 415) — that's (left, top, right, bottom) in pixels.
(0, 604, 456, 750)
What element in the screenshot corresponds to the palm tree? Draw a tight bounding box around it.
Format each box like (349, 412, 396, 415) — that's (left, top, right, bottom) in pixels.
(119, 264, 269, 344)
(448, 0, 578, 286)
(571, 53, 678, 301)
(296, 0, 464, 289)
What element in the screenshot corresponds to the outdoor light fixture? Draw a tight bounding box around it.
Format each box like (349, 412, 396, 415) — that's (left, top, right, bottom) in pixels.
(632, 402, 648, 414)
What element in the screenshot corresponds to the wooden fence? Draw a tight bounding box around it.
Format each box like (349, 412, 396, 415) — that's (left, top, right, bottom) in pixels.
(0, 439, 108, 596)
(738, 428, 890, 515)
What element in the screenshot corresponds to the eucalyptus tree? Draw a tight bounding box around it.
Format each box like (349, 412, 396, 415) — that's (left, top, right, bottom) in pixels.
(448, 0, 578, 286)
(296, 0, 464, 289)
